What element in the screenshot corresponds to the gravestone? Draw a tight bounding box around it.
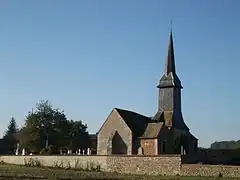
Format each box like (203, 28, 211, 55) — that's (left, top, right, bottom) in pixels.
(87, 148, 91, 155)
(22, 148, 25, 156)
(15, 143, 19, 155)
(67, 149, 72, 155)
(181, 145, 184, 155)
(137, 147, 143, 155)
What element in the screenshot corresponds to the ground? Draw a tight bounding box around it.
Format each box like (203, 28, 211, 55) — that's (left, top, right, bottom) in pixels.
(0, 164, 237, 180)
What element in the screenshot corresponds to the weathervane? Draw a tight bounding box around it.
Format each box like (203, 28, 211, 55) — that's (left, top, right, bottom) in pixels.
(170, 20, 172, 32)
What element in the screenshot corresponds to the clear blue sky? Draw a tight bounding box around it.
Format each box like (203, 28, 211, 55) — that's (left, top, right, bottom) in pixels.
(0, 0, 239, 148)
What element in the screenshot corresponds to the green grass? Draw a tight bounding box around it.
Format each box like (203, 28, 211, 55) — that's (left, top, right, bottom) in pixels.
(0, 164, 238, 180)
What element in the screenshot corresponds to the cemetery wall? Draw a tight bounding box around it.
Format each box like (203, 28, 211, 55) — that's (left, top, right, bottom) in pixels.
(0, 155, 181, 175)
(0, 155, 108, 170)
(106, 155, 181, 175)
(0, 155, 240, 177)
(181, 164, 240, 177)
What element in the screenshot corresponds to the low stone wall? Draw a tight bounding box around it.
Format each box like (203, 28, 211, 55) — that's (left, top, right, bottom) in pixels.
(0, 155, 240, 177)
(181, 164, 240, 178)
(106, 155, 181, 176)
(0, 155, 181, 175)
(0, 155, 108, 170)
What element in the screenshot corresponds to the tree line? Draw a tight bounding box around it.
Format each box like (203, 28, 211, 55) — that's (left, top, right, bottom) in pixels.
(210, 140, 240, 150)
(0, 100, 91, 155)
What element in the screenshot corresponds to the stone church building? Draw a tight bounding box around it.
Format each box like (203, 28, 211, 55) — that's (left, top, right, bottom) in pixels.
(97, 32, 198, 156)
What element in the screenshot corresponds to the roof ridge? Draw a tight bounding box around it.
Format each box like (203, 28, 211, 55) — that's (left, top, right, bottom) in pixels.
(114, 108, 150, 119)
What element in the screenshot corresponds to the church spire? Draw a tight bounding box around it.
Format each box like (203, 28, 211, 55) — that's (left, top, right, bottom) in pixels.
(157, 31, 182, 89)
(154, 30, 188, 130)
(165, 31, 176, 75)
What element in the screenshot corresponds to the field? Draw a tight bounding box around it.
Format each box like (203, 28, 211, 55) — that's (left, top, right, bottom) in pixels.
(0, 164, 238, 180)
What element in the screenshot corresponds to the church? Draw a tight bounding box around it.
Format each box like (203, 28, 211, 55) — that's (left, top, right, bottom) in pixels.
(97, 32, 198, 156)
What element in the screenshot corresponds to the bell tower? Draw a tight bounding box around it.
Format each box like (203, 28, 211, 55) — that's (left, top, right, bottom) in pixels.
(154, 31, 188, 130)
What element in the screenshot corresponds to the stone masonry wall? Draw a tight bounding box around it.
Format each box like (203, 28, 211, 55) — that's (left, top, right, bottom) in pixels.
(181, 164, 240, 178)
(0, 155, 240, 177)
(107, 155, 181, 176)
(0, 155, 181, 175)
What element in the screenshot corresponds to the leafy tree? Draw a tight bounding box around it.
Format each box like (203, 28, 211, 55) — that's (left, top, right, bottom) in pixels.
(67, 120, 89, 150)
(3, 117, 18, 154)
(18, 100, 90, 154)
(18, 100, 67, 152)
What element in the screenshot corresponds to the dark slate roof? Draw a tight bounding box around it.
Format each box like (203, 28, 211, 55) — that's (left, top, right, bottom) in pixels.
(157, 31, 182, 89)
(140, 122, 164, 139)
(153, 110, 190, 131)
(189, 132, 198, 140)
(165, 31, 176, 75)
(152, 111, 173, 127)
(115, 108, 151, 138)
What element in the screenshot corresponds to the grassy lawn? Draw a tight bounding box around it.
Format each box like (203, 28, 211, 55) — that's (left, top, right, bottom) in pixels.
(0, 164, 238, 180)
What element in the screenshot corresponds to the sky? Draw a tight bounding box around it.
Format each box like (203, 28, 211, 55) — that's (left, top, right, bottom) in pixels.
(0, 0, 240, 148)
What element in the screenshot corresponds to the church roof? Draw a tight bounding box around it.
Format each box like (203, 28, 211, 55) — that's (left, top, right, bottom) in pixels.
(165, 31, 176, 75)
(115, 108, 151, 138)
(152, 110, 173, 127)
(157, 31, 182, 88)
(189, 132, 198, 140)
(140, 122, 164, 139)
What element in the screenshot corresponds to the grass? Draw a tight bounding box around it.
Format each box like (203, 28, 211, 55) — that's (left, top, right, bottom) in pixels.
(0, 164, 238, 180)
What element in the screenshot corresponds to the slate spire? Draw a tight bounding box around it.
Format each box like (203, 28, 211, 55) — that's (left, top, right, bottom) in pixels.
(154, 30, 188, 130)
(165, 31, 176, 75)
(157, 31, 182, 88)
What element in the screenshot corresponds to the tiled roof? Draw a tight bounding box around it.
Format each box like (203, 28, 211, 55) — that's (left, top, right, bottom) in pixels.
(115, 108, 151, 138)
(140, 122, 164, 139)
(152, 110, 173, 127)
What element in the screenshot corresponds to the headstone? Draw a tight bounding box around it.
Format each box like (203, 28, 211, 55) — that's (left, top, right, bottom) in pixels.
(180, 145, 184, 155)
(138, 147, 143, 155)
(22, 148, 25, 156)
(82, 149, 85, 155)
(87, 148, 91, 155)
(15, 143, 19, 155)
(67, 149, 71, 155)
